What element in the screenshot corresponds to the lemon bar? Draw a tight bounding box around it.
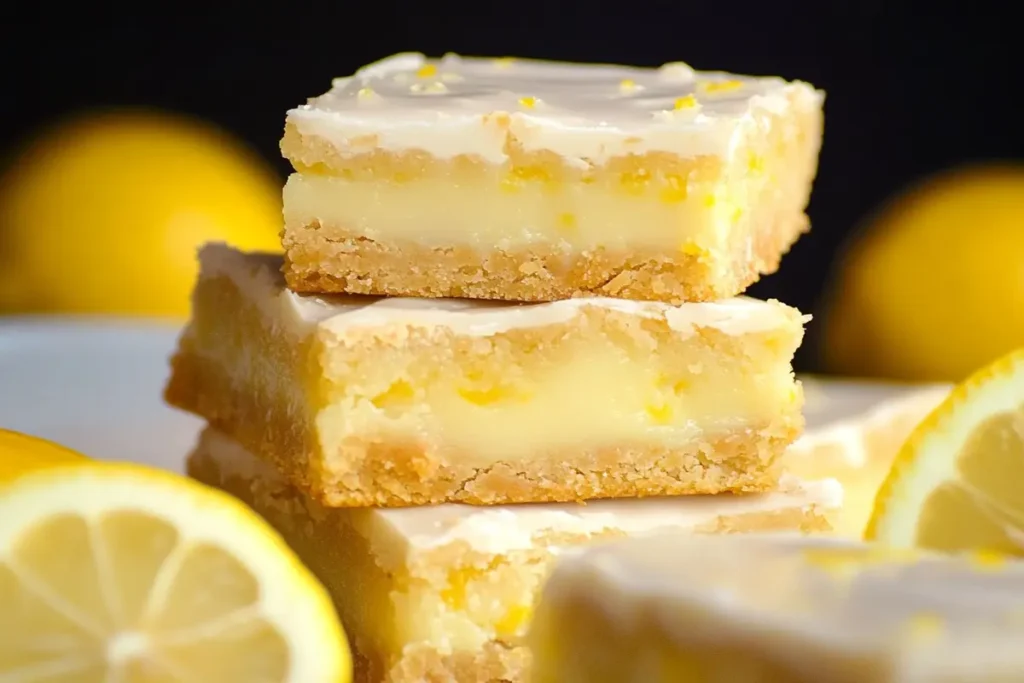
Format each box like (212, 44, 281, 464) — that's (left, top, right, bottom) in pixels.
(530, 535, 1024, 683)
(165, 244, 807, 507)
(786, 381, 949, 536)
(281, 52, 824, 303)
(188, 427, 839, 683)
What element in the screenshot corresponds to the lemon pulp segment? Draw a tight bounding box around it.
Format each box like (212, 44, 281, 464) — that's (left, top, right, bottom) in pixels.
(867, 347, 1024, 554)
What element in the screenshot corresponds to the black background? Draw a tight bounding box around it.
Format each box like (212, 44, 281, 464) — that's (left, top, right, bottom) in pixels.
(2, 2, 1020, 370)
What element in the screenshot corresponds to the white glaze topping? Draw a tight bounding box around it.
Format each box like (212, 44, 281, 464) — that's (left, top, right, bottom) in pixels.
(369, 475, 841, 558)
(540, 534, 1024, 677)
(199, 243, 806, 339)
(199, 427, 840, 566)
(287, 52, 823, 167)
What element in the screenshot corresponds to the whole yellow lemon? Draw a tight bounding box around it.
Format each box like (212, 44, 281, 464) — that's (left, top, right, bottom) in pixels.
(821, 164, 1024, 382)
(0, 111, 282, 319)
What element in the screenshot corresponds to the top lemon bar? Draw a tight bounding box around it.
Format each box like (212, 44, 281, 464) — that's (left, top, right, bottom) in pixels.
(281, 53, 825, 304)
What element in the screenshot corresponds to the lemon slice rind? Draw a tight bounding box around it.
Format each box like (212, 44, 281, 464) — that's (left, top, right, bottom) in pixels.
(865, 349, 1024, 547)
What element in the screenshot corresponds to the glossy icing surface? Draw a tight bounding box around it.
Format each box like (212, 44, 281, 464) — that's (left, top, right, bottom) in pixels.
(199, 243, 805, 339)
(287, 52, 823, 166)
(536, 534, 1024, 680)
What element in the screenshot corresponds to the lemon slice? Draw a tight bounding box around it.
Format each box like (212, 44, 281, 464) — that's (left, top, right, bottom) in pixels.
(0, 429, 350, 683)
(865, 349, 1024, 553)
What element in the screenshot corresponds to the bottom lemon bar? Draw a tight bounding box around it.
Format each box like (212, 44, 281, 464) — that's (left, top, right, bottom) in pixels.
(530, 535, 1024, 683)
(187, 428, 839, 683)
(785, 381, 949, 536)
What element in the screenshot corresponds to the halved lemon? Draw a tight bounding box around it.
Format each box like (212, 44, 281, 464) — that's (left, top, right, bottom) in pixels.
(0, 429, 350, 683)
(865, 349, 1024, 553)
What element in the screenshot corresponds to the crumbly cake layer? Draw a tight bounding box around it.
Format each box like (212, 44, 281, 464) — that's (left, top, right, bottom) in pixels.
(281, 53, 824, 303)
(188, 428, 838, 683)
(530, 535, 1024, 683)
(165, 244, 807, 507)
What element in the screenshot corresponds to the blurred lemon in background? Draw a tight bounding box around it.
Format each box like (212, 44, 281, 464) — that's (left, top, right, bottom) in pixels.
(821, 164, 1024, 383)
(0, 111, 282, 319)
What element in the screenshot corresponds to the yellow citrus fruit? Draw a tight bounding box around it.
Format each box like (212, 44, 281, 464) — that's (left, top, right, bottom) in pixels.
(821, 164, 1024, 382)
(0, 429, 350, 682)
(0, 429, 87, 484)
(0, 111, 282, 319)
(865, 348, 1024, 555)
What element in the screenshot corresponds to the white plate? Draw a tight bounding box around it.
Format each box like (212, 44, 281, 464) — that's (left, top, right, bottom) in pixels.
(0, 317, 932, 473)
(0, 317, 203, 472)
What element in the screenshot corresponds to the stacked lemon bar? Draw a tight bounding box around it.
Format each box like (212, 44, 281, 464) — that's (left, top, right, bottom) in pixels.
(531, 534, 1024, 682)
(167, 52, 828, 682)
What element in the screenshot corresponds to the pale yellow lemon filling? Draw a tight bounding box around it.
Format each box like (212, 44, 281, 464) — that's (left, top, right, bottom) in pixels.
(317, 337, 799, 464)
(196, 448, 539, 661)
(283, 172, 747, 254)
(263, 510, 541, 659)
(184, 271, 798, 468)
(394, 559, 543, 654)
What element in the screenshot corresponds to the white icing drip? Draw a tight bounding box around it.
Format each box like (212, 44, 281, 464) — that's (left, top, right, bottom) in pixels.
(287, 52, 824, 166)
(197, 243, 806, 339)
